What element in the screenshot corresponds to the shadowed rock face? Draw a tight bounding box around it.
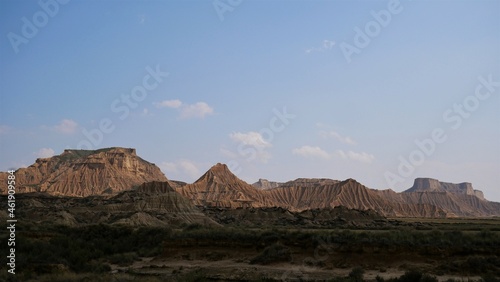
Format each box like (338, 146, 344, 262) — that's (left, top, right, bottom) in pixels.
(1, 181, 219, 227)
(0, 147, 168, 197)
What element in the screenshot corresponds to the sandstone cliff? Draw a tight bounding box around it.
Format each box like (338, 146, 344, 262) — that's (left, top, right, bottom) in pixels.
(406, 178, 481, 197)
(0, 147, 168, 197)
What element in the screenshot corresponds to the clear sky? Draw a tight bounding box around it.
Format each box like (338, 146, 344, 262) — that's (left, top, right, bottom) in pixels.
(1, 0, 499, 201)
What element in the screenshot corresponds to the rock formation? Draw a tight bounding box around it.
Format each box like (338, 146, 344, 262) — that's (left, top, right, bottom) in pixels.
(252, 179, 282, 190)
(405, 178, 484, 198)
(0, 147, 168, 197)
(176, 163, 275, 208)
(1, 148, 498, 218)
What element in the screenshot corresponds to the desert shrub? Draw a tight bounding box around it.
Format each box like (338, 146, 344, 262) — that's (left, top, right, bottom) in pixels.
(348, 267, 365, 282)
(397, 270, 438, 282)
(175, 269, 211, 282)
(250, 243, 292, 265)
(481, 275, 500, 282)
(184, 223, 203, 231)
(12, 224, 171, 275)
(108, 252, 139, 266)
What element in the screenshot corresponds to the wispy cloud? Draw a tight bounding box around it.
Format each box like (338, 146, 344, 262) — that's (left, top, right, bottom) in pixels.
(320, 130, 357, 145)
(138, 14, 146, 25)
(34, 148, 55, 158)
(0, 125, 10, 134)
(305, 40, 336, 54)
(180, 102, 214, 119)
(154, 99, 214, 119)
(229, 131, 272, 162)
(292, 145, 375, 163)
(292, 145, 330, 159)
(336, 150, 375, 163)
(160, 159, 200, 180)
(53, 119, 78, 134)
(229, 132, 272, 149)
(154, 99, 182, 109)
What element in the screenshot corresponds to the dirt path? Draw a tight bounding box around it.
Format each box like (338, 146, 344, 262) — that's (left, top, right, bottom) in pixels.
(109, 257, 482, 281)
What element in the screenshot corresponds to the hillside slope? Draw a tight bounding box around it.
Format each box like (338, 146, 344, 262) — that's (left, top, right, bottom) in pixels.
(0, 147, 168, 197)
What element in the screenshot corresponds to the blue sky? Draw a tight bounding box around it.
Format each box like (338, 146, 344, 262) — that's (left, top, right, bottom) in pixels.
(1, 0, 499, 201)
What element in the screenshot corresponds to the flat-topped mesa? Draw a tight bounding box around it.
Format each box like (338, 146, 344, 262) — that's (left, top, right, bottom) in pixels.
(0, 147, 167, 197)
(278, 178, 340, 189)
(63, 147, 136, 156)
(405, 178, 483, 199)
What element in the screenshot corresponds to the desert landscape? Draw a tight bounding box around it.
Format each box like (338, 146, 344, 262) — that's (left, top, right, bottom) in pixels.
(1, 1, 499, 281)
(0, 147, 499, 281)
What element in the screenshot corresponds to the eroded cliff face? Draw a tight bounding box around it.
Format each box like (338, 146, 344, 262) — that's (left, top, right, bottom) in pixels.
(176, 163, 276, 208)
(0, 148, 168, 197)
(406, 178, 479, 197)
(1, 149, 498, 218)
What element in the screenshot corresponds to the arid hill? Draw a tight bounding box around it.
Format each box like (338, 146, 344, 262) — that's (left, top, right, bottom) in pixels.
(390, 178, 500, 217)
(175, 163, 275, 208)
(0, 147, 168, 197)
(1, 148, 499, 218)
(263, 178, 449, 217)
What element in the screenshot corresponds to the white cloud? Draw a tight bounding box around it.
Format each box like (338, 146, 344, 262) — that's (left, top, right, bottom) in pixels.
(229, 131, 272, 162)
(337, 150, 375, 163)
(53, 119, 78, 134)
(34, 148, 55, 158)
(178, 160, 200, 179)
(154, 99, 182, 109)
(180, 102, 214, 119)
(292, 145, 330, 159)
(305, 40, 336, 54)
(159, 162, 178, 173)
(154, 100, 214, 119)
(159, 159, 200, 180)
(320, 130, 357, 145)
(229, 132, 272, 149)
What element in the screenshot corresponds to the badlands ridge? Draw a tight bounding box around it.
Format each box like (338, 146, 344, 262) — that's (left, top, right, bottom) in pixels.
(1, 147, 499, 218)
